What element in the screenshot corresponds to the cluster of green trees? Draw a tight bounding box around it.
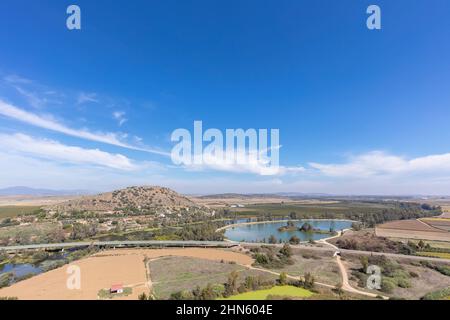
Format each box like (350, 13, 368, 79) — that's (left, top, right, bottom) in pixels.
(175, 223, 225, 241)
(169, 267, 315, 301)
(335, 236, 418, 255)
(245, 202, 441, 228)
(169, 271, 276, 300)
(342, 202, 441, 227)
(69, 222, 98, 240)
(252, 244, 294, 269)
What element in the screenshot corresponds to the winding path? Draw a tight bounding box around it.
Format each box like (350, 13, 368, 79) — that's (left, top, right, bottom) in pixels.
(318, 237, 388, 299)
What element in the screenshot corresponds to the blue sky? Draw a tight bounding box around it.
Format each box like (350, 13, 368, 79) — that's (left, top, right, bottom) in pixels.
(0, 0, 450, 194)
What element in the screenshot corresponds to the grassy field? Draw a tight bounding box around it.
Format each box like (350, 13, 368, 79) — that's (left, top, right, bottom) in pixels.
(344, 253, 450, 300)
(219, 285, 314, 300)
(0, 206, 41, 218)
(149, 256, 275, 299)
(416, 252, 450, 260)
(269, 248, 340, 285)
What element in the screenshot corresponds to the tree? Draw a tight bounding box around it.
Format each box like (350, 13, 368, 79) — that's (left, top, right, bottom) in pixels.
(200, 284, 217, 300)
(334, 282, 344, 297)
(138, 293, 148, 300)
(289, 235, 300, 245)
(299, 222, 313, 232)
(268, 235, 277, 244)
(287, 220, 295, 228)
(418, 240, 425, 249)
(255, 253, 269, 265)
(224, 271, 239, 297)
(279, 272, 288, 285)
(360, 256, 369, 273)
(303, 272, 315, 289)
(279, 243, 292, 258)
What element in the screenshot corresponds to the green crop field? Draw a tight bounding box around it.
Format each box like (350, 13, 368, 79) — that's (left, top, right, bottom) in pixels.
(416, 251, 450, 260)
(0, 206, 41, 218)
(229, 201, 394, 217)
(219, 285, 314, 300)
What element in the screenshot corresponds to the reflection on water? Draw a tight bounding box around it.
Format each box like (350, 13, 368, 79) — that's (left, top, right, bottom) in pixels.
(224, 219, 353, 243)
(0, 263, 42, 278)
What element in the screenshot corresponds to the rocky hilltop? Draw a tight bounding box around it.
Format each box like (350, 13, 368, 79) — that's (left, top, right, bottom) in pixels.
(47, 186, 207, 215)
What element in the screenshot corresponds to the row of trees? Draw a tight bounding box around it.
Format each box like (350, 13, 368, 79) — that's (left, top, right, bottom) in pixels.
(169, 267, 315, 300)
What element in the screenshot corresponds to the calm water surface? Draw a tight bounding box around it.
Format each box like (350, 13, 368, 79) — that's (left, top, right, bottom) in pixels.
(224, 219, 353, 242)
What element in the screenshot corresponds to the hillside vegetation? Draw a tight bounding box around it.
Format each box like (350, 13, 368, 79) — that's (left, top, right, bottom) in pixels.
(47, 186, 207, 215)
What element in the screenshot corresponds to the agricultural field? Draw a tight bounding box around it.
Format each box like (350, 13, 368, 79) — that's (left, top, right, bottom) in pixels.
(416, 252, 450, 260)
(420, 218, 450, 231)
(149, 256, 276, 299)
(376, 219, 450, 242)
(0, 206, 41, 219)
(0, 251, 148, 300)
(0, 222, 63, 246)
(219, 285, 314, 300)
(0, 248, 254, 300)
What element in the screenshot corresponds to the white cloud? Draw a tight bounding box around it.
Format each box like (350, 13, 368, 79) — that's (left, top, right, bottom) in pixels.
(309, 151, 450, 177)
(0, 133, 138, 170)
(77, 92, 99, 104)
(4, 74, 32, 84)
(113, 111, 127, 126)
(14, 86, 48, 108)
(176, 148, 305, 176)
(0, 100, 169, 156)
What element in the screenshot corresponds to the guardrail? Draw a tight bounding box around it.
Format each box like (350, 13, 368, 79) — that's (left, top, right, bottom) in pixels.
(0, 240, 239, 252)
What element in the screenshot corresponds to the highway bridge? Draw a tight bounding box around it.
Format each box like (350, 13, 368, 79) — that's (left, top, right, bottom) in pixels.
(0, 240, 239, 252)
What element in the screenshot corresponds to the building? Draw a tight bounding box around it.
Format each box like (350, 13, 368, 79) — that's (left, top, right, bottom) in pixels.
(110, 284, 124, 294)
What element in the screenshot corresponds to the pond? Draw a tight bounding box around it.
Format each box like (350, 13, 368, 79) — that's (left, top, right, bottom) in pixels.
(0, 263, 42, 278)
(224, 219, 353, 243)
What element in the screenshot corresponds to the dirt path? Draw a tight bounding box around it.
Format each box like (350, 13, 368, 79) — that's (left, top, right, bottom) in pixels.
(319, 237, 388, 299)
(242, 265, 334, 290)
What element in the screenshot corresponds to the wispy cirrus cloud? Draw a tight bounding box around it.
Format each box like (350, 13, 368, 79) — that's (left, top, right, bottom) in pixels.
(4, 74, 33, 84)
(0, 133, 138, 170)
(77, 92, 99, 104)
(113, 111, 127, 126)
(13, 86, 49, 108)
(0, 100, 170, 156)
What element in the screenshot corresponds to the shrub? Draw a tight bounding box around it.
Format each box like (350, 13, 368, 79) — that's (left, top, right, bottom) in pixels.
(381, 278, 396, 293)
(396, 278, 411, 288)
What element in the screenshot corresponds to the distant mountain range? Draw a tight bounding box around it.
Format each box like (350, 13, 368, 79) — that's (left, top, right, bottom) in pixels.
(0, 186, 92, 196)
